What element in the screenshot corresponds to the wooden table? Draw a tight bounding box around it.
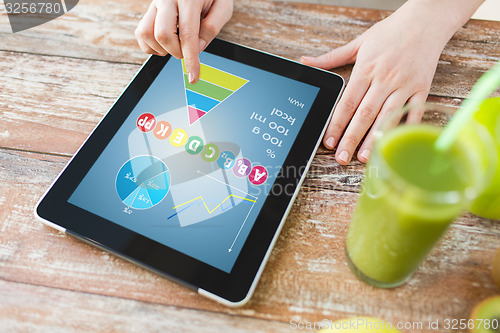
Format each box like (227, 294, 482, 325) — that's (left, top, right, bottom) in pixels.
(1, 1, 499, 331)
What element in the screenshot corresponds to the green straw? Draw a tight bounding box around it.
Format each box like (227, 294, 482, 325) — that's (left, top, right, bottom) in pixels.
(435, 60, 500, 151)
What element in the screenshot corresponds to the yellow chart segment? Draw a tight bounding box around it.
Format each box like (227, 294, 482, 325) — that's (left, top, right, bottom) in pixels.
(182, 59, 248, 91)
(172, 195, 257, 214)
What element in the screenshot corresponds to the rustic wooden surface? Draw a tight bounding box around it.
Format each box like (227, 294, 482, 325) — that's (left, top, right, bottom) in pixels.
(1, 0, 499, 332)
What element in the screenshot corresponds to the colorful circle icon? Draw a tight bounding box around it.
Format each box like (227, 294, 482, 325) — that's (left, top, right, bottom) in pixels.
(153, 121, 172, 140)
(169, 128, 188, 147)
(185, 136, 204, 154)
(137, 113, 156, 132)
(201, 143, 220, 162)
(217, 151, 236, 170)
(116, 155, 170, 210)
(135, 113, 271, 186)
(249, 165, 268, 185)
(233, 158, 252, 177)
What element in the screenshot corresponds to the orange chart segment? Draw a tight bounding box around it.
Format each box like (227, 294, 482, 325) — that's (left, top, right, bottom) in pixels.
(182, 59, 249, 125)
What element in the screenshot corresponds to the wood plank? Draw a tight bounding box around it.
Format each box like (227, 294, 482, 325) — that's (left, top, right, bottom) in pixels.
(224, 1, 500, 99)
(0, 0, 149, 64)
(0, 51, 139, 155)
(0, 279, 293, 332)
(1, 0, 498, 157)
(0, 94, 465, 196)
(1, 148, 499, 332)
(1, 0, 500, 330)
(0, 0, 498, 102)
(0, 46, 489, 158)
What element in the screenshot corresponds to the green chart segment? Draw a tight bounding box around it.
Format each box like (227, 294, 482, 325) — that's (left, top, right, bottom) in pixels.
(182, 59, 249, 125)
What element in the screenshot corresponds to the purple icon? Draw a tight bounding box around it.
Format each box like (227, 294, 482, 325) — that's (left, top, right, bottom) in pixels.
(233, 158, 252, 177)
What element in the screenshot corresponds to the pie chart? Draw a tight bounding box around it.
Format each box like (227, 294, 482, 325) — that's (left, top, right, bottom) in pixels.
(116, 155, 170, 210)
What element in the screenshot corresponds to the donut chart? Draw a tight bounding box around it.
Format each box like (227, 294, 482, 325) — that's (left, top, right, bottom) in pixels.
(116, 155, 170, 210)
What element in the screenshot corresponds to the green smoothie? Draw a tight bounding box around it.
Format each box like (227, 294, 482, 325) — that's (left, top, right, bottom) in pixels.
(346, 124, 479, 287)
(469, 97, 500, 219)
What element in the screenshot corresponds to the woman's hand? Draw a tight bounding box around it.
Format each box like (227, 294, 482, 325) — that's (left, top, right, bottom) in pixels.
(135, 0, 233, 84)
(301, 0, 480, 165)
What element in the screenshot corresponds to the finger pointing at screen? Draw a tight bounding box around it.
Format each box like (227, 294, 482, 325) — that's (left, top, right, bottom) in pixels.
(135, 0, 234, 84)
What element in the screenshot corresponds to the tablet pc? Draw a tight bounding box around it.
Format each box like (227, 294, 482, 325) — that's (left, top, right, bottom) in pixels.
(36, 38, 344, 306)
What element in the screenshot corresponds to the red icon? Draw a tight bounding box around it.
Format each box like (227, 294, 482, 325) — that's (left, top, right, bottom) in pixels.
(137, 113, 156, 132)
(249, 165, 268, 185)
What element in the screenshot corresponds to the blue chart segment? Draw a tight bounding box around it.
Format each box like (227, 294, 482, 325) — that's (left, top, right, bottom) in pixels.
(116, 155, 170, 210)
(185, 90, 220, 111)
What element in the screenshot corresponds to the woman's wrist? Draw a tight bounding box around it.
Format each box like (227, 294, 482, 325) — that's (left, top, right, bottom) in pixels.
(398, 0, 484, 47)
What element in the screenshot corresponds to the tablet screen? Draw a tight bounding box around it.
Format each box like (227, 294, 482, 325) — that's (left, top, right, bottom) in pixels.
(68, 52, 320, 273)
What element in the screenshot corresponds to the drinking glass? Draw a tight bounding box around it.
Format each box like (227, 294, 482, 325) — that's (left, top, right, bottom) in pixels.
(345, 103, 496, 288)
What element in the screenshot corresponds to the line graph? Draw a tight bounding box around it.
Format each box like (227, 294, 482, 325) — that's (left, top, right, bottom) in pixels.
(167, 166, 256, 252)
(167, 195, 256, 220)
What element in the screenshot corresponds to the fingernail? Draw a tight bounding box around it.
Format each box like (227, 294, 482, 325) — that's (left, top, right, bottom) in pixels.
(325, 136, 335, 149)
(300, 56, 312, 63)
(338, 150, 349, 163)
(188, 72, 194, 84)
(199, 39, 207, 52)
(360, 149, 370, 161)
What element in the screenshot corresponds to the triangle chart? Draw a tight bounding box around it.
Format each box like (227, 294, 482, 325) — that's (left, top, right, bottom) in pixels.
(182, 59, 249, 125)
